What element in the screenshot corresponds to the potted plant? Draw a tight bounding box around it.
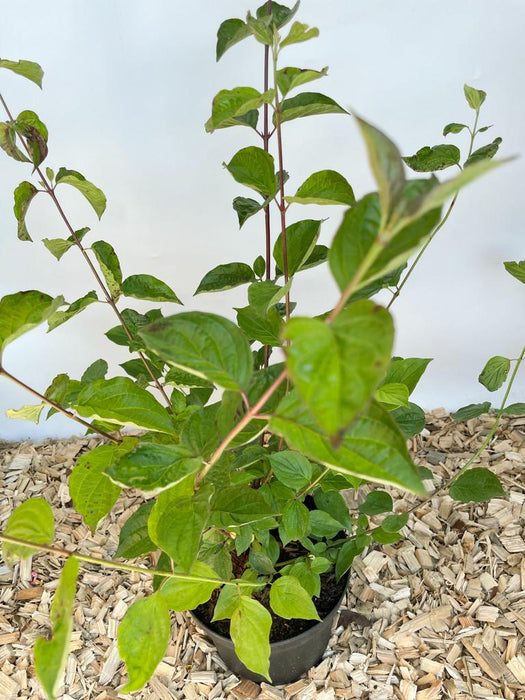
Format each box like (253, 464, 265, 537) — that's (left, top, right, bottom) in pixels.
(0, 1, 520, 696)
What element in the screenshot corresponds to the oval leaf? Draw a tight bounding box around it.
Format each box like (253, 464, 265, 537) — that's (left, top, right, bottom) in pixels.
(0, 290, 63, 353)
(450, 467, 505, 503)
(504, 260, 525, 284)
(270, 575, 320, 620)
(0, 59, 43, 87)
(403, 144, 461, 172)
(273, 219, 322, 276)
(286, 169, 355, 206)
(195, 262, 255, 295)
(451, 402, 491, 422)
(206, 87, 274, 132)
(278, 92, 348, 124)
(158, 561, 220, 611)
(13, 181, 38, 241)
(230, 597, 271, 680)
(91, 241, 122, 301)
(268, 450, 313, 490)
(478, 355, 510, 392)
(121, 274, 181, 303)
(55, 168, 106, 219)
(2, 498, 54, 564)
(116, 500, 156, 558)
(225, 146, 278, 197)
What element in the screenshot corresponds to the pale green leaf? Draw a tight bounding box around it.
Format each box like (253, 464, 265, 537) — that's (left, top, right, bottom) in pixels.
(0, 59, 43, 87)
(0, 291, 64, 353)
(2, 498, 54, 564)
(206, 87, 275, 132)
(6, 403, 45, 423)
(230, 597, 271, 680)
(47, 291, 98, 331)
(464, 84, 486, 110)
(270, 575, 320, 620)
(158, 562, 220, 610)
(55, 168, 106, 219)
(42, 228, 89, 261)
(276, 66, 328, 97)
(375, 382, 410, 411)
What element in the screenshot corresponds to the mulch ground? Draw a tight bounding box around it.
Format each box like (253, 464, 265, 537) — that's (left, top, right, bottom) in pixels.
(0, 409, 524, 700)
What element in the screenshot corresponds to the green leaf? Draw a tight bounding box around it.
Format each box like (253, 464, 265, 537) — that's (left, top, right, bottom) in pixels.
(69, 440, 136, 533)
(392, 402, 426, 438)
(478, 356, 511, 392)
(383, 357, 432, 395)
(75, 377, 174, 433)
(0, 59, 43, 86)
(268, 450, 313, 490)
(55, 168, 106, 219)
(465, 137, 502, 167)
(116, 500, 156, 558)
(283, 300, 393, 436)
(34, 557, 79, 700)
(149, 490, 210, 570)
(212, 585, 242, 621)
(2, 498, 54, 564)
(359, 491, 393, 515)
(158, 561, 219, 610)
(270, 576, 320, 620)
(278, 92, 348, 124)
(501, 403, 525, 415)
(230, 597, 271, 680)
(403, 144, 461, 172)
(249, 540, 277, 574)
(356, 117, 405, 220)
(256, 1, 300, 28)
(42, 228, 89, 261)
(371, 526, 403, 544)
(91, 241, 122, 301)
(13, 181, 38, 241)
(443, 123, 468, 136)
(6, 403, 45, 423)
(273, 219, 322, 276)
(216, 18, 251, 61)
(504, 260, 525, 284)
(206, 87, 275, 132)
(121, 274, 181, 303)
(233, 197, 264, 228)
(81, 359, 108, 383)
(248, 281, 289, 314)
(195, 262, 255, 295)
(309, 510, 343, 538)
(286, 170, 355, 206)
(225, 146, 278, 197)
(335, 535, 370, 580)
(246, 13, 274, 44)
(165, 366, 213, 388)
(451, 402, 491, 422)
(450, 468, 505, 503)
(464, 84, 486, 110)
(0, 291, 64, 353)
(118, 594, 171, 692)
(139, 312, 253, 391)
(375, 382, 410, 411)
(281, 21, 319, 48)
(314, 490, 352, 529)
(0, 122, 30, 163)
(236, 305, 283, 346)
(280, 500, 310, 544)
(14, 110, 48, 166)
(276, 66, 328, 97)
(381, 512, 409, 532)
(105, 443, 201, 494)
(212, 485, 274, 528)
(270, 394, 425, 495)
(47, 291, 98, 331)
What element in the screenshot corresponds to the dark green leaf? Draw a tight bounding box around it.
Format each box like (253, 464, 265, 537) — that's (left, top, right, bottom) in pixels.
(139, 312, 253, 391)
(403, 144, 461, 172)
(75, 377, 174, 433)
(206, 87, 274, 132)
(478, 356, 511, 392)
(270, 576, 320, 620)
(504, 260, 525, 284)
(2, 498, 54, 564)
(359, 491, 393, 515)
(309, 510, 343, 538)
(286, 169, 355, 206)
(451, 402, 491, 422)
(165, 366, 213, 389)
(47, 291, 98, 331)
(14, 110, 48, 166)
(450, 467, 505, 503)
(465, 137, 502, 167)
(122, 274, 181, 303)
(249, 540, 276, 574)
(158, 561, 220, 610)
(276, 66, 328, 97)
(69, 440, 135, 533)
(0, 291, 63, 352)
(230, 597, 271, 680)
(273, 219, 322, 276)
(116, 501, 156, 558)
(443, 123, 468, 136)
(55, 168, 106, 219)
(105, 443, 201, 494)
(356, 117, 405, 220)
(253, 255, 266, 277)
(270, 394, 425, 495)
(13, 181, 38, 241)
(300, 244, 328, 271)
(268, 450, 313, 490)
(91, 241, 122, 300)
(418, 466, 433, 480)
(0, 58, 43, 87)
(335, 535, 370, 580)
(195, 262, 255, 295)
(278, 92, 347, 124)
(375, 383, 410, 411)
(42, 227, 89, 261)
(381, 512, 409, 532)
(212, 485, 274, 528)
(233, 197, 264, 228)
(383, 357, 432, 395)
(280, 500, 310, 544)
(501, 403, 525, 415)
(34, 557, 79, 700)
(216, 18, 251, 61)
(81, 359, 108, 383)
(314, 490, 352, 529)
(283, 300, 393, 436)
(236, 305, 283, 345)
(256, 1, 300, 29)
(225, 147, 278, 197)
(464, 84, 486, 110)
(118, 594, 171, 692)
(371, 527, 403, 544)
(392, 402, 426, 438)
(153, 552, 173, 592)
(281, 21, 319, 48)
(0, 122, 30, 163)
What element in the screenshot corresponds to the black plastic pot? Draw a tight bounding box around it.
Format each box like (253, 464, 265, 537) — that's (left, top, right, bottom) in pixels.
(191, 574, 348, 686)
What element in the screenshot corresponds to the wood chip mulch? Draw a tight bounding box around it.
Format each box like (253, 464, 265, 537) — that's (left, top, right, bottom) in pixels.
(0, 409, 524, 700)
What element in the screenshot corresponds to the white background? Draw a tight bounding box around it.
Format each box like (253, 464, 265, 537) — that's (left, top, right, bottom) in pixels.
(1, 1, 524, 441)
